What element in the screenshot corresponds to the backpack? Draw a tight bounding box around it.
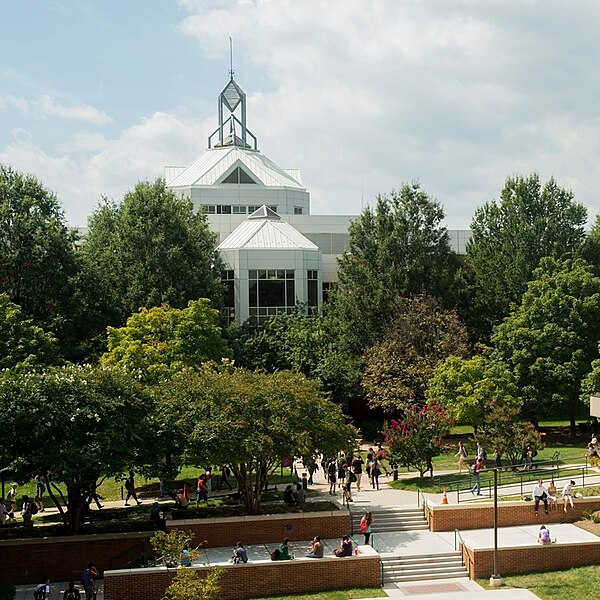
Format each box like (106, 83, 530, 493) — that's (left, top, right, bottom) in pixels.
(270, 547, 280, 561)
(327, 462, 336, 476)
(34, 585, 46, 600)
(350, 471, 357, 483)
(125, 478, 133, 492)
(81, 568, 91, 586)
(64, 589, 79, 600)
(470, 463, 478, 475)
(482, 450, 487, 460)
(360, 519, 368, 533)
(30, 502, 39, 515)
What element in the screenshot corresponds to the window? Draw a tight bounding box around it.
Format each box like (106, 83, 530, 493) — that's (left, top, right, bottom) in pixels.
(222, 270, 235, 309)
(248, 269, 295, 324)
(248, 206, 260, 214)
(269, 206, 277, 213)
(232, 205, 246, 214)
(294, 207, 303, 215)
(204, 205, 216, 214)
(322, 281, 333, 303)
(216, 205, 232, 214)
(307, 270, 318, 307)
(222, 167, 256, 184)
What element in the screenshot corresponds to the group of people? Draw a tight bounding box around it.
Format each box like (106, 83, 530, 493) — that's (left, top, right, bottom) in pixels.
(34, 564, 99, 600)
(283, 483, 306, 506)
(532, 479, 576, 515)
(324, 448, 388, 499)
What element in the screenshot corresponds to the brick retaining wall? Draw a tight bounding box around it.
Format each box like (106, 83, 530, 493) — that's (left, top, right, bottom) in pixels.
(104, 547, 381, 600)
(461, 540, 600, 579)
(426, 497, 600, 531)
(0, 510, 350, 585)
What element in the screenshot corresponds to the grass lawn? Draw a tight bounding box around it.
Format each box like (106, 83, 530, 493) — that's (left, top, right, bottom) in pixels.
(248, 588, 387, 600)
(478, 565, 600, 599)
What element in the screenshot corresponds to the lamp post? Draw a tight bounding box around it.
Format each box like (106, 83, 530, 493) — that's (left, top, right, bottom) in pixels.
(489, 467, 502, 587)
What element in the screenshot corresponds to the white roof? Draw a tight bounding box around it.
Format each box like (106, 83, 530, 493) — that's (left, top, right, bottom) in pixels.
(218, 206, 319, 251)
(166, 146, 304, 190)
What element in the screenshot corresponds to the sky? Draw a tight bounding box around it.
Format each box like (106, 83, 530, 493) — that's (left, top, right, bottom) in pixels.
(2, 1, 600, 228)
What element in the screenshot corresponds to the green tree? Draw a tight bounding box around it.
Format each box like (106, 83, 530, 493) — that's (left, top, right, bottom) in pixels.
(427, 355, 520, 431)
(81, 179, 222, 325)
(362, 295, 469, 412)
(492, 257, 600, 434)
(102, 299, 231, 383)
(479, 403, 542, 467)
(329, 182, 460, 354)
(164, 567, 224, 600)
(0, 164, 78, 340)
(383, 402, 452, 477)
(467, 173, 586, 339)
(161, 369, 357, 513)
(0, 365, 152, 533)
(0, 294, 58, 369)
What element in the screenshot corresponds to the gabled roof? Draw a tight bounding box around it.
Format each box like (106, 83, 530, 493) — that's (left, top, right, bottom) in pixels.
(166, 146, 304, 190)
(218, 206, 319, 251)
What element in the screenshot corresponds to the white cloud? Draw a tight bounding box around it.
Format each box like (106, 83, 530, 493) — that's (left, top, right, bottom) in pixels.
(36, 95, 112, 125)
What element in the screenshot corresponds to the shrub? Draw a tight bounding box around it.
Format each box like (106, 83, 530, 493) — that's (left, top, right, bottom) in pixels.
(0, 581, 16, 600)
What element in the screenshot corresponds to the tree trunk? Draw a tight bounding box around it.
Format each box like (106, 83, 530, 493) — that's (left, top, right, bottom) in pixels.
(570, 413, 576, 438)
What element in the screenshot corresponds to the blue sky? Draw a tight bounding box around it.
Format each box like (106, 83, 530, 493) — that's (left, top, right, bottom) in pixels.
(2, 1, 600, 227)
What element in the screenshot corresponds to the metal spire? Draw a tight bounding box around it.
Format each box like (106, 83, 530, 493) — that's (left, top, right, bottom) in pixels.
(229, 37, 234, 78)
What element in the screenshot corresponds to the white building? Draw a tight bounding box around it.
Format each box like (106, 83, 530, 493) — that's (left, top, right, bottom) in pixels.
(166, 74, 470, 325)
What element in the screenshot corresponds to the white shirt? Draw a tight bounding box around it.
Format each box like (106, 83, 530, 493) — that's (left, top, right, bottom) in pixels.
(563, 483, 573, 496)
(532, 483, 546, 497)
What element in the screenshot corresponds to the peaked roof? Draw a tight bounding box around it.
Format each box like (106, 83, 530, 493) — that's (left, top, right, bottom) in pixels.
(166, 146, 304, 190)
(218, 206, 319, 251)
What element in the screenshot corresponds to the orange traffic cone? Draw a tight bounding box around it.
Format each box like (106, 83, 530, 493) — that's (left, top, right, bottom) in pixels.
(442, 489, 449, 504)
(183, 483, 189, 501)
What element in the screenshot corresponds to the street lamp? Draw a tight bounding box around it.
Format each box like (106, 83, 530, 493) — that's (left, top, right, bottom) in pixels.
(489, 467, 502, 587)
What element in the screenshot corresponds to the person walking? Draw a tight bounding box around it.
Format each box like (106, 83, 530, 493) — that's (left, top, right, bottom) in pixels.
(34, 576, 51, 599)
(21, 494, 34, 526)
(470, 459, 482, 496)
(34, 475, 46, 513)
(371, 458, 381, 490)
(327, 459, 337, 495)
(360, 511, 374, 545)
(7, 483, 17, 520)
(124, 472, 142, 506)
(218, 465, 232, 491)
(352, 454, 364, 491)
(456, 441, 468, 473)
(196, 475, 208, 505)
(63, 581, 81, 600)
(80, 563, 99, 600)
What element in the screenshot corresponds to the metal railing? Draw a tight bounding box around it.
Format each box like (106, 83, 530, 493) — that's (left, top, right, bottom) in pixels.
(454, 528, 471, 579)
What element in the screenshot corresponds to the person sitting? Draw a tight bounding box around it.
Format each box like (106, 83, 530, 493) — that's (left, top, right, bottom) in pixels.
(294, 483, 306, 505)
(305, 535, 324, 558)
(587, 443, 598, 459)
(232, 541, 248, 563)
(532, 480, 548, 516)
(278, 537, 292, 560)
(171, 491, 189, 510)
(333, 535, 353, 557)
(181, 544, 192, 566)
(149, 502, 162, 525)
(547, 480, 558, 511)
(283, 484, 297, 506)
(538, 525, 551, 545)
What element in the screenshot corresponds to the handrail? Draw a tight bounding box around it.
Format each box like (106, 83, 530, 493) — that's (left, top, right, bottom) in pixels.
(454, 528, 472, 579)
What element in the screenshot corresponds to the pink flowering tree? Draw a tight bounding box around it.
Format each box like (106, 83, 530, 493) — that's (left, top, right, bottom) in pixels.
(384, 402, 453, 477)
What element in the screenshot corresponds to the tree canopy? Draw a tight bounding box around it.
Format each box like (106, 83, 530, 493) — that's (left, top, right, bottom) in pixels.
(466, 173, 587, 338)
(160, 369, 357, 512)
(329, 182, 460, 354)
(0, 365, 152, 533)
(492, 257, 600, 432)
(102, 299, 231, 383)
(0, 293, 59, 369)
(362, 295, 468, 412)
(427, 354, 519, 430)
(0, 164, 78, 339)
(81, 179, 223, 325)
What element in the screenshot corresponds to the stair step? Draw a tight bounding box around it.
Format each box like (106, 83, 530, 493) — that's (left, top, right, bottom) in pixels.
(384, 561, 464, 572)
(383, 557, 463, 567)
(383, 552, 461, 560)
(386, 569, 469, 582)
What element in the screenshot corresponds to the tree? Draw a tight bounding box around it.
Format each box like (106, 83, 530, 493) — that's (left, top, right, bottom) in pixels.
(161, 369, 357, 513)
(427, 354, 520, 431)
(492, 257, 600, 434)
(0, 164, 78, 340)
(362, 295, 469, 412)
(383, 402, 452, 477)
(0, 294, 59, 369)
(329, 182, 460, 354)
(101, 300, 232, 383)
(81, 179, 223, 325)
(467, 173, 586, 339)
(479, 403, 542, 467)
(0, 365, 152, 533)
(164, 567, 224, 600)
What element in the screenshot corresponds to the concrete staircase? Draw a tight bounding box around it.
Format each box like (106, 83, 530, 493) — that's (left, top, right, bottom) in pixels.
(381, 551, 469, 583)
(351, 507, 429, 533)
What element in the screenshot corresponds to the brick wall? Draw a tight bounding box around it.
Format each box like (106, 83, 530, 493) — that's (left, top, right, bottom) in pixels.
(104, 549, 381, 600)
(167, 510, 350, 547)
(427, 497, 600, 532)
(461, 541, 600, 579)
(0, 511, 350, 585)
(0, 532, 152, 585)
